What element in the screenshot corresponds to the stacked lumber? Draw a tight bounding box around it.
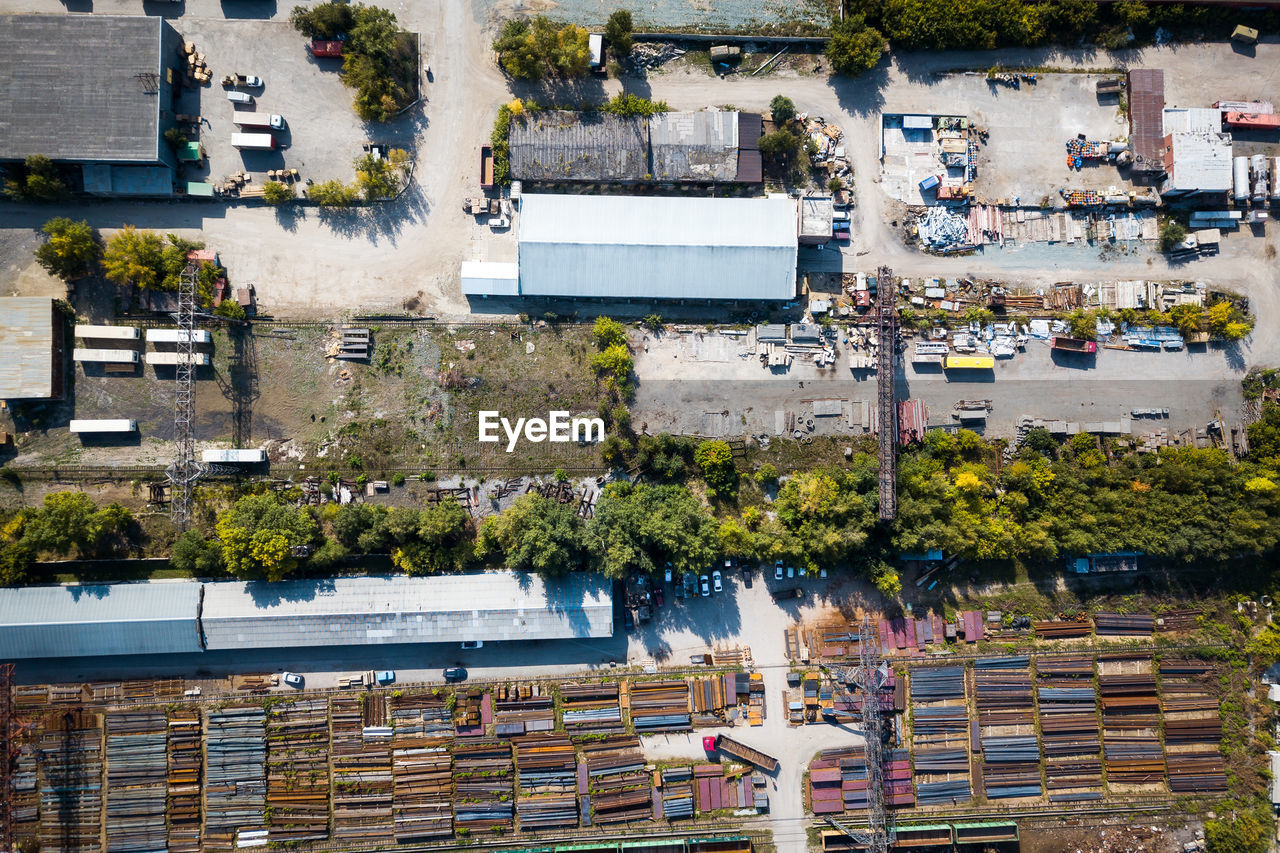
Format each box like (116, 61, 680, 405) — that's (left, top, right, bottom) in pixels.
(266, 698, 330, 842)
(104, 711, 167, 853)
(561, 682, 624, 733)
(332, 697, 394, 842)
(629, 679, 691, 733)
(514, 734, 579, 829)
(166, 710, 202, 853)
(38, 710, 104, 853)
(452, 740, 514, 830)
(580, 736, 651, 824)
(391, 741, 452, 840)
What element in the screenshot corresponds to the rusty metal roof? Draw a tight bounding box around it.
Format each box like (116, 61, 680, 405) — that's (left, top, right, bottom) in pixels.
(1127, 69, 1166, 173)
(0, 297, 58, 399)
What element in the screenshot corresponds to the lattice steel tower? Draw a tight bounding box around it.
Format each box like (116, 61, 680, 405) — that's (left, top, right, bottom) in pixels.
(166, 262, 204, 529)
(856, 615, 892, 853)
(876, 265, 898, 520)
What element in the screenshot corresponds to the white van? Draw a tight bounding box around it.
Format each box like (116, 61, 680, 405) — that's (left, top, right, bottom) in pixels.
(227, 91, 253, 105)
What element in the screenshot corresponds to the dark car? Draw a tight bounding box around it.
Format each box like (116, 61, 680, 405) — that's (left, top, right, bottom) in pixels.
(741, 566, 752, 588)
(771, 587, 803, 602)
(443, 666, 468, 683)
(623, 609, 634, 631)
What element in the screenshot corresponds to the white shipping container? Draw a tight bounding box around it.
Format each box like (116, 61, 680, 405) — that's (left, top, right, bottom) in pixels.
(1233, 156, 1250, 202)
(202, 448, 266, 463)
(146, 328, 212, 344)
(74, 348, 139, 364)
(75, 325, 139, 341)
(70, 419, 137, 433)
(146, 351, 211, 366)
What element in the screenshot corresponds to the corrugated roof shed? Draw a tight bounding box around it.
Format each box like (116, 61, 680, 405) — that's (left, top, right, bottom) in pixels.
(509, 111, 647, 182)
(1161, 132, 1233, 195)
(1127, 69, 1166, 173)
(1162, 107, 1222, 135)
(0, 15, 170, 163)
(0, 297, 61, 400)
(736, 113, 763, 183)
(0, 580, 202, 659)
(200, 572, 613, 649)
(649, 111, 739, 182)
(517, 194, 797, 301)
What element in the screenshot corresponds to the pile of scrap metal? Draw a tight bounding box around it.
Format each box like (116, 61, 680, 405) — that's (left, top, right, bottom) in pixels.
(805, 116, 850, 181)
(915, 206, 971, 250)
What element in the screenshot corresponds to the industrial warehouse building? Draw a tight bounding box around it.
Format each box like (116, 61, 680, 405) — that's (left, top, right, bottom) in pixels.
(0, 297, 65, 401)
(0, 15, 183, 196)
(462, 194, 798, 301)
(0, 573, 613, 659)
(509, 109, 763, 184)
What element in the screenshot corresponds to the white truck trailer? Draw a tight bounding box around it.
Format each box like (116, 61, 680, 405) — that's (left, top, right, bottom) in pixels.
(231, 132, 276, 150)
(74, 348, 139, 364)
(201, 448, 267, 463)
(233, 113, 286, 130)
(70, 419, 137, 433)
(146, 351, 211, 366)
(146, 328, 212, 344)
(75, 325, 139, 341)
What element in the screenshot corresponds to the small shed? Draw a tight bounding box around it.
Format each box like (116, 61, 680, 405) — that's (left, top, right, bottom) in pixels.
(798, 195, 834, 246)
(902, 115, 933, 131)
(756, 324, 786, 343)
(461, 261, 520, 297)
(790, 323, 821, 345)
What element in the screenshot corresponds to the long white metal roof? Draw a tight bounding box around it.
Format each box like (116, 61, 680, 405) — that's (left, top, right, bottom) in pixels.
(517, 194, 797, 300)
(0, 580, 201, 658)
(200, 572, 613, 649)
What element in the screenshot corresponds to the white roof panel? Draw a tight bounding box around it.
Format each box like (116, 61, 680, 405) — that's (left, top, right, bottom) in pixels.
(517, 194, 797, 301)
(461, 261, 520, 296)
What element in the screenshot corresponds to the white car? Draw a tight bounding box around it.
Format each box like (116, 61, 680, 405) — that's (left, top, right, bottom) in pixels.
(699, 575, 710, 597)
(227, 91, 253, 105)
(488, 215, 510, 229)
(240, 75, 264, 88)
(774, 560, 784, 580)
(281, 672, 304, 688)
(787, 566, 795, 579)
(712, 570, 723, 593)
(664, 563, 673, 584)
(461, 640, 483, 650)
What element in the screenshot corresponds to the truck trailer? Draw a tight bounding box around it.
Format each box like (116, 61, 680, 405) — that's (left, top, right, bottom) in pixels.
(74, 348, 139, 364)
(202, 448, 267, 464)
(1233, 156, 1250, 204)
(232, 133, 276, 150)
(70, 419, 137, 433)
(146, 328, 212, 344)
(146, 352, 211, 366)
(1050, 336, 1098, 354)
(233, 113, 286, 131)
(75, 325, 139, 341)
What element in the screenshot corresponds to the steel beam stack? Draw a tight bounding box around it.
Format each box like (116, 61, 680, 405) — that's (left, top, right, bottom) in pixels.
(875, 265, 898, 520)
(205, 707, 266, 841)
(514, 734, 579, 829)
(628, 680, 692, 733)
(452, 740, 514, 831)
(1159, 658, 1227, 793)
(1035, 656, 1102, 801)
(266, 698, 330, 842)
(0, 662, 13, 853)
(973, 657, 1042, 800)
(494, 683, 555, 737)
(1098, 655, 1166, 787)
(909, 666, 970, 808)
(331, 696, 394, 843)
(391, 742, 452, 840)
(560, 682, 624, 734)
(166, 709, 202, 853)
(38, 709, 104, 853)
(104, 712, 167, 852)
(580, 735, 651, 824)
(389, 691, 453, 738)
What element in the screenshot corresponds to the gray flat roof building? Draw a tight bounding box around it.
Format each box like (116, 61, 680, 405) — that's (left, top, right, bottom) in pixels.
(649, 111, 739, 182)
(511, 194, 798, 301)
(0, 580, 202, 659)
(200, 572, 614, 649)
(0, 297, 64, 400)
(0, 15, 180, 193)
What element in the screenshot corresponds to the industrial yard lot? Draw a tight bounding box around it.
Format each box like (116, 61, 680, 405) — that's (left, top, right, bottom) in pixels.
(2, 0, 1280, 852)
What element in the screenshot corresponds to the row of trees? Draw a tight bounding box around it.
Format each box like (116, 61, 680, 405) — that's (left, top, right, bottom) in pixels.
(0, 493, 134, 584)
(290, 2, 416, 121)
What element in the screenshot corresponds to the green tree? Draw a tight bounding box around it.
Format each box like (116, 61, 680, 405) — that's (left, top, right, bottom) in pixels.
(493, 16, 591, 80)
(694, 439, 738, 499)
(600, 93, 669, 117)
(826, 16, 885, 77)
(872, 564, 902, 598)
(102, 226, 166, 290)
(391, 499, 473, 575)
(310, 179, 359, 207)
(171, 529, 225, 576)
(1205, 809, 1269, 853)
(1248, 403, 1280, 469)
(773, 465, 877, 571)
(34, 217, 100, 280)
(348, 4, 400, 63)
(604, 9, 634, 58)
(289, 1, 356, 38)
(262, 180, 296, 205)
(588, 482, 718, 579)
(214, 300, 247, 321)
(477, 493, 588, 575)
(355, 152, 400, 200)
(164, 127, 189, 152)
(593, 316, 627, 350)
(214, 493, 316, 581)
(18, 492, 132, 558)
(333, 502, 387, 550)
(1065, 309, 1095, 341)
(769, 95, 797, 124)
(591, 344, 633, 392)
(1159, 218, 1187, 251)
(4, 154, 69, 202)
(635, 433, 695, 480)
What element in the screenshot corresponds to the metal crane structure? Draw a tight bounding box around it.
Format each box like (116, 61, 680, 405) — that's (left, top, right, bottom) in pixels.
(875, 265, 898, 521)
(1, 662, 16, 852)
(166, 261, 204, 529)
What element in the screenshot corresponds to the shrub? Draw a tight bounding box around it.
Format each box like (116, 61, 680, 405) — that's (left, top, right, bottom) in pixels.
(826, 16, 885, 77)
(262, 180, 296, 205)
(35, 217, 100, 280)
(604, 9, 634, 58)
(310, 180, 359, 207)
(769, 95, 796, 124)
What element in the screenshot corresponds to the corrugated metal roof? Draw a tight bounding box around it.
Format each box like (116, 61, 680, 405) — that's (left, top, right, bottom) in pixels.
(0, 580, 202, 659)
(1127, 69, 1166, 173)
(0, 15, 167, 163)
(648, 111, 738, 182)
(461, 261, 520, 297)
(200, 572, 613, 649)
(517, 194, 796, 301)
(510, 111, 647, 182)
(1162, 107, 1222, 134)
(1163, 132, 1233, 193)
(0, 297, 57, 400)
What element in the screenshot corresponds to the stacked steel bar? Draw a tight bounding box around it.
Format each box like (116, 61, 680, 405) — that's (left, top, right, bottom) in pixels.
(514, 734, 578, 829)
(658, 766, 695, 820)
(493, 682, 555, 736)
(331, 697, 394, 842)
(391, 741, 452, 840)
(1098, 656, 1165, 786)
(808, 747, 856, 814)
(974, 658, 1041, 800)
(628, 680, 692, 733)
(38, 709, 104, 853)
(389, 691, 453, 738)
(1032, 619, 1091, 639)
(104, 711, 167, 852)
(166, 709, 202, 853)
(10, 716, 39, 840)
(1155, 609, 1202, 632)
(909, 666, 970, 807)
(452, 740, 514, 830)
(265, 698, 330, 842)
(689, 674, 738, 726)
(560, 682, 624, 733)
(1159, 658, 1227, 793)
(1094, 613, 1155, 637)
(205, 707, 267, 840)
(1035, 657, 1102, 799)
(580, 735, 651, 824)
(693, 764, 751, 813)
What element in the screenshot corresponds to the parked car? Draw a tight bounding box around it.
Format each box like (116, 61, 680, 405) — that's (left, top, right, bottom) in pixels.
(774, 560, 784, 580)
(623, 609, 634, 631)
(699, 575, 711, 597)
(654, 588, 664, 608)
(281, 671, 304, 688)
(461, 640, 484, 650)
(374, 670, 396, 685)
(488, 215, 510, 229)
(712, 570, 723, 593)
(664, 563, 673, 584)
(741, 566, 752, 588)
(684, 572, 697, 598)
(787, 565, 795, 579)
(443, 666, 468, 682)
(771, 588, 803, 602)
(819, 568, 828, 579)
(226, 91, 253, 105)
